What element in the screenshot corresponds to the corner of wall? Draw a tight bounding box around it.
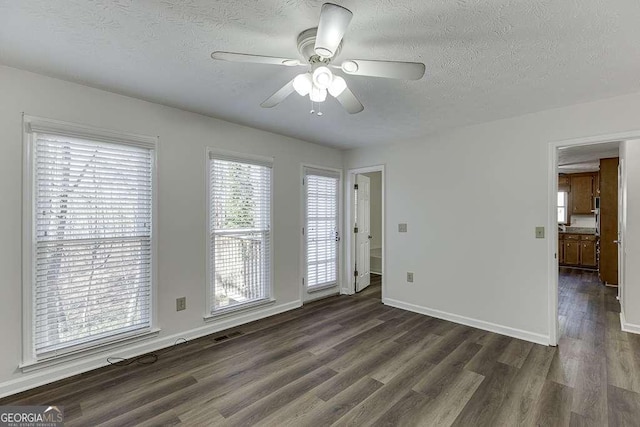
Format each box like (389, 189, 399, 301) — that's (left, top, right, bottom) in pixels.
(383, 297, 550, 346)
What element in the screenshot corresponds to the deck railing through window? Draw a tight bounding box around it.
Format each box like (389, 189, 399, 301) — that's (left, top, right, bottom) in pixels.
(213, 231, 268, 309)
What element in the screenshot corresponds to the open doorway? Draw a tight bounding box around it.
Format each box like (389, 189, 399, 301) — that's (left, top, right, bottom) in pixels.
(554, 142, 620, 347)
(359, 171, 382, 298)
(345, 166, 385, 300)
(550, 138, 626, 346)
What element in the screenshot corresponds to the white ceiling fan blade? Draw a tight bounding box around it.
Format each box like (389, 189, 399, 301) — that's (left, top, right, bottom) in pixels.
(211, 51, 302, 67)
(339, 59, 425, 80)
(335, 87, 364, 114)
(314, 3, 353, 58)
(261, 79, 296, 108)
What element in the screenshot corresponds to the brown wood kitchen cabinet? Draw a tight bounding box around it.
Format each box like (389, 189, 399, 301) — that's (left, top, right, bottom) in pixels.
(570, 173, 596, 215)
(580, 235, 597, 267)
(558, 238, 564, 264)
(558, 174, 571, 190)
(563, 235, 581, 265)
(599, 157, 619, 285)
(559, 233, 598, 268)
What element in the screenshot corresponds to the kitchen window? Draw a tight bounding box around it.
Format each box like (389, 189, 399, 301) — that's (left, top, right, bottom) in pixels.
(207, 150, 273, 315)
(23, 116, 157, 364)
(558, 191, 568, 224)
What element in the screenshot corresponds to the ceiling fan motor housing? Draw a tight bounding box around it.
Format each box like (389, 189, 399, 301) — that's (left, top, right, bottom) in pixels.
(297, 28, 342, 63)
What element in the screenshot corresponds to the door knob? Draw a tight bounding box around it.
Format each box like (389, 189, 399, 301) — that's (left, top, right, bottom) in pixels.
(368, 235, 372, 239)
(614, 240, 621, 244)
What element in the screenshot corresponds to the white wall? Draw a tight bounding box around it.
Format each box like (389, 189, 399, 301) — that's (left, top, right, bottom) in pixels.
(345, 91, 640, 344)
(570, 214, 597, 228)
(362, 172, 382, 250)
(622, 140, 640, 326)
(0, 66, 343, 396)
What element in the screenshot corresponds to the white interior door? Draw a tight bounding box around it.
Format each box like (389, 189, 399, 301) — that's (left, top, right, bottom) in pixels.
(355, 174, 371, 292)
(304, 168, 340, 296)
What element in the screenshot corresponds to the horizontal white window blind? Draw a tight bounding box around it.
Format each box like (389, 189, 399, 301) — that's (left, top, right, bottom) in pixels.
(305, 170, 339, 288)
(209, 154, 272, 312)
(34, 133, 153, 357)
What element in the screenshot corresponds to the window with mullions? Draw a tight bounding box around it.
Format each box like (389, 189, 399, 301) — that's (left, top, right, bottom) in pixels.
(208, 152, 272, 313)
(26, 120, 155, 361)
(558, 191, 568, 224)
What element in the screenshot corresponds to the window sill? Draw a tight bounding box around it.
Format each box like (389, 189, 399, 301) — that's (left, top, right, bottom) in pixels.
(307, 283, 338, 293)
(204, 298, 275, 321)
(20, 328, 161, 373)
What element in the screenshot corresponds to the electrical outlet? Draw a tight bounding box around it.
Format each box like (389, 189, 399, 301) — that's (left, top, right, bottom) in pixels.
(535, 226, 545, 239)
(176, 297, 186, 311)
(407, 272, 414, 283)
(398, 223, 408, 233)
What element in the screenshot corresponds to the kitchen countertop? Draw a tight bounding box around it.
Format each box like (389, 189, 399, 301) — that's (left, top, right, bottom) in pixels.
(559, 227, 597, 235)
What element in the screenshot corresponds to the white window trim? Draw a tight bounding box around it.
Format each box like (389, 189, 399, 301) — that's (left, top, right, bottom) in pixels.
(558, 191, 568, 224)
(204, 148, 275, 321)
(21, 114, 159, 370)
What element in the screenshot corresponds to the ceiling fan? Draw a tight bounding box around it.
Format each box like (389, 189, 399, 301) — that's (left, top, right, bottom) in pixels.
(211, 3, 426, 114)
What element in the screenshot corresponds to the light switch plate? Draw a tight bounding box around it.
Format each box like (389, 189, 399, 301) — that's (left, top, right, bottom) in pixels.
(407, 272, 414, 283)
(535, 226, 545, 239)
(176, 297, 186, 311)
(398, 223, 408, 233)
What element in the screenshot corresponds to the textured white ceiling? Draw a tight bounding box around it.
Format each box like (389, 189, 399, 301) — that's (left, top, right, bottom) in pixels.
(558, 141, 620, 173)
(2, 1, 640, 149)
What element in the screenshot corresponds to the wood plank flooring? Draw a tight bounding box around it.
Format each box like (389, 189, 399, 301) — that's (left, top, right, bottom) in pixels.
(3, 269, 640, 426)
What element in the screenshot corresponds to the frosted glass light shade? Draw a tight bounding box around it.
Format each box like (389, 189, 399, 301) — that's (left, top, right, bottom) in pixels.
(312, 66, 333, 89)
(310, 85, 327, 102)
(293, 73, 313, 96)
(328, 76, 347, 97)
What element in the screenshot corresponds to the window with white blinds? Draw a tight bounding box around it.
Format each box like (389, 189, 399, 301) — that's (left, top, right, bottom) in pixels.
(31, 131, 154, 358)
(209, 152, 272, 313)
(305, 169, 340, 289)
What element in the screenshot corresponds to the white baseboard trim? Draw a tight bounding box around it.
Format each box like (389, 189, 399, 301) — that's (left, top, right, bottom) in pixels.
(383, 298, 550, 346)
(0, 300, 302, 399)
(620, 312, 640, 334)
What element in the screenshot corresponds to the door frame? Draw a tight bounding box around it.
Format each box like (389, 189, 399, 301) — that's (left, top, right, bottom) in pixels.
(345, 165, 385, 296)
(548, 131, 635, 346)
(300, 163, 343, 303)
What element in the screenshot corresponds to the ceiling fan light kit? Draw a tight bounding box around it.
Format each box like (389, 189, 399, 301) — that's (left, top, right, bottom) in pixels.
(293, 73, 313, 96)
(312, 66, 333, 89)
(328, 76, 347, 97)
(211, 2, 426, 114)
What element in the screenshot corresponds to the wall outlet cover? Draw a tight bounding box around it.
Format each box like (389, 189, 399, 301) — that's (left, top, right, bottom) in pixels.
(407, 272, 414, 282)
(399, 223, 408, 233)
(535, 226, 545, 239)
(176, 297, 186, 311)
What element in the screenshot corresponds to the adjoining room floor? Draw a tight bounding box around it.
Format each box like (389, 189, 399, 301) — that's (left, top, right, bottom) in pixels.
(2, 269, 640, 426)
(358, 273, 381, 299)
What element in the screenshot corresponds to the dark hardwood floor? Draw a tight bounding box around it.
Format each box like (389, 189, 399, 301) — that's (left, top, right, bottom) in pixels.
(2, 269, 640, 426)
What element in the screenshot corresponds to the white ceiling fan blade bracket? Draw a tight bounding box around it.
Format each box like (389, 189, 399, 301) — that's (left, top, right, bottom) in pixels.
(340, 59, 426, 80)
